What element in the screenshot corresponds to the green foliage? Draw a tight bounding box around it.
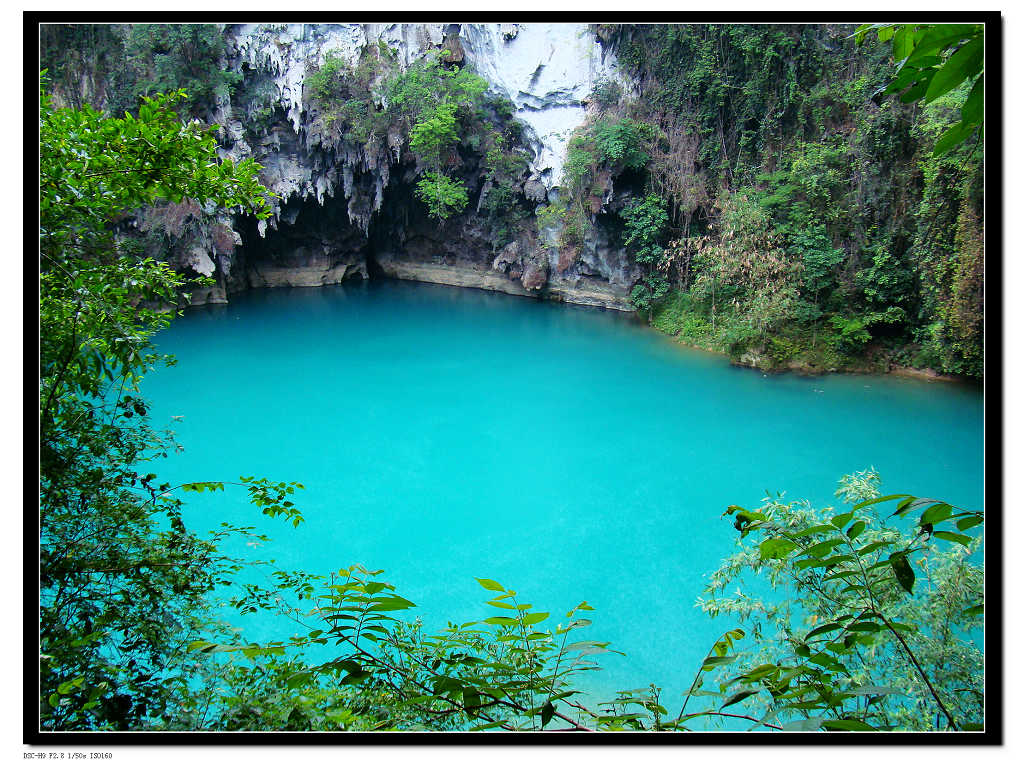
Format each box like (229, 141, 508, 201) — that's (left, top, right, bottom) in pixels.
(591, 117, 657, 170)
(387, 53, 488, 124)
(591, 23, 983, 376)
(650, 291, 711, 339)
(828, 315, 872, 353)
(41, 88, 270, 258)
(589, 77, 623, 108)
(409, 101, 460, 165)
(304, 47, 396, 148)
(702, 473, 984, 731)
(303, 45, 521, 224)
(690, 192, 801, 348)
(111, 24, 241, 117)
(792, 224, 844, 300)
(853, 23, 984, 156)
(622, 195, 669, 266)
(855, 241, 916, 315)
(536, 204, 566, 233)
(38, 25, 126, 110)
(39, 80, 278, 729)
(415, 171, 470, 221)
(630, 275, 670, 316)
(562, 136, 596, 199)
(623, 195, 672, 316)
(479, 132, 530, 250)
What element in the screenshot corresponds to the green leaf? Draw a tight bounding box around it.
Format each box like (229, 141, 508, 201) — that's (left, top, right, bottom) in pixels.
(920, 503, 953, 525)
(476, 578, 505, 592)
(846, 520, 867, 540)
(702, 654, 737, 670)
(521, 612, 550, 626)
(900, 80, 930, 103)
(831, 511, 854, 529)
(957, 515, 983, 531)
(805, 622, 842, 641)
(906, 25, 981, 63)
(847, 621, 883, 633)
(933, 121, 976, 157)
(799, 538, 846, 559)
(924, 37, 984, 103)
(857, 541, 891, 556)
(484, 616, 519, 626)
(721, 689, 759, 708)
(883, 66, 928, 95)
(934, 530, 972, 547)
(962, 77, 983, 124)
(759, 537, 797, 560)
(371, 596, 416, 611)
(794, 557, 824, 571)
(541, 700, 555, 727)
(892, 25, 914, 62)
(57, 676, 85, 694)
(823, 719, 877, 731)
(791, 524, 836, 538)
(890, 553, 916, 594)
(852, 494, 909, 511)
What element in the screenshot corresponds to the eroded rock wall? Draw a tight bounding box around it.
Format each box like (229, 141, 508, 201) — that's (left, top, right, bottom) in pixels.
(167, 22, 638, 310)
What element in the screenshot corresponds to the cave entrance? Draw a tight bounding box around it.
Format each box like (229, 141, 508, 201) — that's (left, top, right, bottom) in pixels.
(232, 191, 372, 292)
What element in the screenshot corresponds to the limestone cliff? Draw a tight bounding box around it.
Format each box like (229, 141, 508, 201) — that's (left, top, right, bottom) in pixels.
(174, 22, 639, 310)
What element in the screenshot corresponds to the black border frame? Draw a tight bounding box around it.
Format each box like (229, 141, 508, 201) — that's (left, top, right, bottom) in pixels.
(25, 9, 1005, 746)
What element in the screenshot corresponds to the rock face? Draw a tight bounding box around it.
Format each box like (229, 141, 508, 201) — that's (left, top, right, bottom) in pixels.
(459, 23, 624, 188)
(174, 23, 638, 311)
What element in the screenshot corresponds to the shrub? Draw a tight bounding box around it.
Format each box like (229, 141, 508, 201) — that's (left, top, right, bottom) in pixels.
(828, 315, 872, 353)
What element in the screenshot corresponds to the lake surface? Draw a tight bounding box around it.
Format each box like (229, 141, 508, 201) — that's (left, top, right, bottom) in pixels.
(143, 280, 985, 718)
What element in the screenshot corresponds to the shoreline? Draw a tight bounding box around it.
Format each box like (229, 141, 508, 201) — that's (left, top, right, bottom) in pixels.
(184, 273, 980, 386)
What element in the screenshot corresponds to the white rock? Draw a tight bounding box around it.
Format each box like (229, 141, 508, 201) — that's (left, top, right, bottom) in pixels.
(220, 23, 627, 226)
(187, 246, 217, 277)
(460, 23, 626, 189)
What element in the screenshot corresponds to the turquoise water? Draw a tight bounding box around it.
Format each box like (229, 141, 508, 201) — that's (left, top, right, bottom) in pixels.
(143, 280, 984, 712)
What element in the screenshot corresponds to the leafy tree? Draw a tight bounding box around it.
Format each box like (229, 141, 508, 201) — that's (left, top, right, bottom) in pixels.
(479, 132, 530, 251)
(400, 58, 487, 221)
(591, 117, 657, 170)
(630, 275, 670, 319)
(415, 171, 470, 221)
(304, 46, 397, 149)
(853, 23, 984, 156)
(623, 195, 670, 317)
(409, 101, 459, 168)
(39, 80, 280, 728)
(104, 24, 242, 118)
(700, 470, 984, 731)
(304, 46, 496, 222)
(622, 194, 669, 267)
(690, 192, 801, 347)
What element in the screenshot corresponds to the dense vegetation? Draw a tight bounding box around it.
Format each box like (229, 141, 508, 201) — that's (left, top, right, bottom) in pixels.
(38, 23, 984, 377)
(301, 42, 531, 240)
(547, 23, 984, 377)
(37, 22, 986, 734)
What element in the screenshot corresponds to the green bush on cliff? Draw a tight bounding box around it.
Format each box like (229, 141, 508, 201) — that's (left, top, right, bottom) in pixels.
(415, 171, 470, 221)
(585, 23, 984, 376)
